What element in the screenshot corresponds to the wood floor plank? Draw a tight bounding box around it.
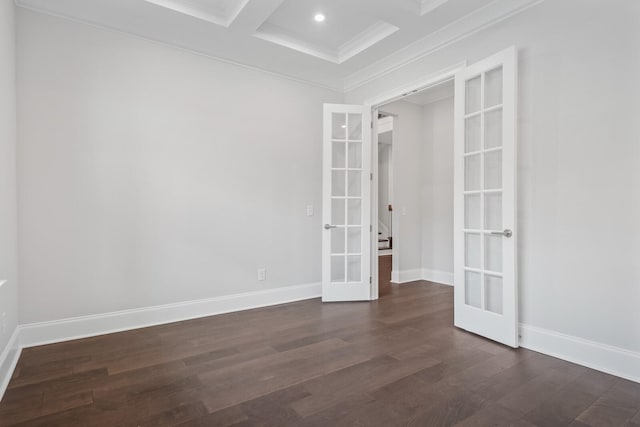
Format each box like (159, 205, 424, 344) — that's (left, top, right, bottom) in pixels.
(575, 378, 640, 426)
(289, 354, 440, 417)
(521, 369, 617, 426)
(1, 281, 638, 427)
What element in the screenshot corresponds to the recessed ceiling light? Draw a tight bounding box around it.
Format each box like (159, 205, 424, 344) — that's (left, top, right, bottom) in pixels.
(314, 13, 325, 23)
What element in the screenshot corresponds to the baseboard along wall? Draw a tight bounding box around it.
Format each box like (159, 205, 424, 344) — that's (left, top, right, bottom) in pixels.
(390, 268, 454, 286)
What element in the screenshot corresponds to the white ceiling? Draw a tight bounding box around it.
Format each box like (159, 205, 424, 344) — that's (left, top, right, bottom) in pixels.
(16, 0, 542, 91)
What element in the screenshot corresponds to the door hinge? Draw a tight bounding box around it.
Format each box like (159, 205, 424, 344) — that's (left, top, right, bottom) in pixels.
(370, 173, 373, 181)
(370, 224, 372, 232)
(371, 121, 373, 129)
(369, 276, 372, 284)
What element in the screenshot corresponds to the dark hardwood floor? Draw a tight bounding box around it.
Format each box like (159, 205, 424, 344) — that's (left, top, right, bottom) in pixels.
(1, 282, 639, 426)
(378, 254, 392, 298)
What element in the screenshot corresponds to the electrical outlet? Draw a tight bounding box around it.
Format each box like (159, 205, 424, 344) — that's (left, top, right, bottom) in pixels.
(306, 205, 314, 216)
(257, 268, 266, 281)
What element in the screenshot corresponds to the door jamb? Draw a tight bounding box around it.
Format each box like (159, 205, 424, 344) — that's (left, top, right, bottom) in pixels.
(365, 62, 466, 299)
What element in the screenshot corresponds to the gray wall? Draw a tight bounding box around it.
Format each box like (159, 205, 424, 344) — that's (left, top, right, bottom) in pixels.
(0, 0, 18, 357)
(17, 9, 342, 324)
(421, 97, 454, 276)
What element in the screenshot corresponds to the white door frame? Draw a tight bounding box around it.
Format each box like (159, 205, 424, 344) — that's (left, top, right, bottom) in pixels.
(364, 62, 467, 299)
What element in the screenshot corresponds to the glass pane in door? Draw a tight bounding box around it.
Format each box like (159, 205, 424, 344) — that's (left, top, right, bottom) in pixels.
(332, 113, 346, 139)
(348, 113, 362, 140)
(465, 116, 481, 152)
(331, 256, 345, 282)
(465, 155, 481, 191)
(484, 67, 503, 108)
(465, 233, 481, 269)
(347, 256, 361, 282)
(485, 275, 503, 314)
(484, 109, 503, 149)
(332, 170, 345, 197)
(465, 76, 481, 114)
(348, 142, 362, 168)
(331, 228, 345, 254)
(465, 271, 481, 308)
(484, 151, 502, 189)
(347, 228, 361, 253)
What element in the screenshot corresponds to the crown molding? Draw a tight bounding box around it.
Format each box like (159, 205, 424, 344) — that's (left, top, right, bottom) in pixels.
(419, 0, 452, 16)
(142, 0, 251, 28)
(343, 0, 545, 92)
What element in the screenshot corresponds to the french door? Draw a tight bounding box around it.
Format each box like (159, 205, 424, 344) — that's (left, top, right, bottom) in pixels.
(454, 47, 518, 347)
(320, 48, 518, 343)
(321, 104, 372, 301)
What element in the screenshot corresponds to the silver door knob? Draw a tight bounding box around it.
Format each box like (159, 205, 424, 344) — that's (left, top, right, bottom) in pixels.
(491, 229, 513, 238)
(324, 224, 337, 230)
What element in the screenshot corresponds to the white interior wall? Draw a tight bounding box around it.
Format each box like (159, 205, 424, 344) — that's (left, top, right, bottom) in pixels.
(379, 101, 423, 277)
(0, 0, 19, 356)
(348, 0, 640, 354)
(17, 9, 342, 325)
(421, 96, 454, 276)
(377, 142, 391, 237)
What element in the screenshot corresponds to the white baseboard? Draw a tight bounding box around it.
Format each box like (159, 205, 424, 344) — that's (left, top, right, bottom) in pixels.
(0, 328, 22, 401)
(519, 324, 640, 384)
(390, 268, 454, 286)
(421, 269, 454, 286)
(390, 269, 423, 284)
(19, 282, 321, 348)
(390, 270, 399, 283)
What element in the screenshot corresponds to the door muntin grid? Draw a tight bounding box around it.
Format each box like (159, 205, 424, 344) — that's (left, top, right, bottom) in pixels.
(463, 66, 504, 315)
(330, 112, 364, 284)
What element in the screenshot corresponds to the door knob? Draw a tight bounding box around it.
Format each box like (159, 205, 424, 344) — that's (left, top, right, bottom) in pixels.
(491, 229, 513, 238)
(324, 224, 337, 230)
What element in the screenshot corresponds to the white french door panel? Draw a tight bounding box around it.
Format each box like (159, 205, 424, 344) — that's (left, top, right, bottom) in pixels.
(453, 47, 518, 347)
(322, 104, 372, 302)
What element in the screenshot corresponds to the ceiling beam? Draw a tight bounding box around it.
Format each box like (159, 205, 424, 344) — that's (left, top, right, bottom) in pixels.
(229, 0, 286, 34)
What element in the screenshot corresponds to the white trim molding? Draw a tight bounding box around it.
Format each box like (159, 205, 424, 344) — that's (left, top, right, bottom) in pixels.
(519, 324, 640, 384)
(344, 0, 544, 92)
(142, 0, 251, 28)
(0, 328, 22, 402)
(419, 0, 452, 16)
(422, 268, 454, 286)
(391, 268, 454, 286)
(19, 282, 321, 348)
(391, 269, 422, 284)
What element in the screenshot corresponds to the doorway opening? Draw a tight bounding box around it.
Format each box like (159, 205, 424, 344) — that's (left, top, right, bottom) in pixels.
(374, 79, 455, 299)
(376, 112, 394, 297)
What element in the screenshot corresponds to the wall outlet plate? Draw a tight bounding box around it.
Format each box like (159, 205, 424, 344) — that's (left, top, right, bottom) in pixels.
(257, 268, 266, 281)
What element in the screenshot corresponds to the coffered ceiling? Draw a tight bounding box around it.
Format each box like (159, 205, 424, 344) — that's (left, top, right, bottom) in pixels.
(16, 0, 542, 91)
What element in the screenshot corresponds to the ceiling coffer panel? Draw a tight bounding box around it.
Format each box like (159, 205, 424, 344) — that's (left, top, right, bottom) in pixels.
(254, 0, 399, 64)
